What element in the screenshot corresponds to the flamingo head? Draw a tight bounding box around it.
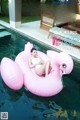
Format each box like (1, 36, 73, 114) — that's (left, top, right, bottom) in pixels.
(55, 52, 74, 75)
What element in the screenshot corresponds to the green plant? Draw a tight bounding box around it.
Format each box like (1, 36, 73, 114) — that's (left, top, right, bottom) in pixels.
(1, 0, 8, 16)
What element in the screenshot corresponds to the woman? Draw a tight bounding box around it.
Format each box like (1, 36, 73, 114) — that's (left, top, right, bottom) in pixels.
(28, 48, 52, 76)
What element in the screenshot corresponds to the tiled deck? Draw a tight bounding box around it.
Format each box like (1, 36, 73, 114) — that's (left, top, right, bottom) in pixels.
(0, 20, 80, 62)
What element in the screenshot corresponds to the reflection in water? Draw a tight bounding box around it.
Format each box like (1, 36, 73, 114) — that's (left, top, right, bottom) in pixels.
(0, 29, 80, 120)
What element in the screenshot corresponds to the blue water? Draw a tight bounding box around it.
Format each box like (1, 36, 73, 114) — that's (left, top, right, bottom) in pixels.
(0, 28, 80, 120)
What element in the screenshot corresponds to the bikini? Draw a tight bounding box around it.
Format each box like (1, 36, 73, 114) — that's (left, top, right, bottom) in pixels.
(31, 57, 42, 69)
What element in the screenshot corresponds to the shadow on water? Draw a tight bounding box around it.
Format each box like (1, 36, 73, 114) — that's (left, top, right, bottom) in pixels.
(0, 28, 80, 120)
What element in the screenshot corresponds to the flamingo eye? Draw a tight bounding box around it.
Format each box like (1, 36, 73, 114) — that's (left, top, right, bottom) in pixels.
(62, 64, 67, 68)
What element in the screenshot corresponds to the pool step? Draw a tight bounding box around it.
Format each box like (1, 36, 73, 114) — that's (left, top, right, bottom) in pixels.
(0, 31, 11, 40)
(0, 26, 5, 32)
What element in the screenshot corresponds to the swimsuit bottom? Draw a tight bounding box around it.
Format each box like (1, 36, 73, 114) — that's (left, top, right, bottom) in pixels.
(35, 65, 42, 69)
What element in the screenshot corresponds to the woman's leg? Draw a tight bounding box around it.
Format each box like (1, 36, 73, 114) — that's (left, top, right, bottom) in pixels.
(35, 64, 45, 76)
(35, 61, 51, 76)
(45, 61, 51, 76)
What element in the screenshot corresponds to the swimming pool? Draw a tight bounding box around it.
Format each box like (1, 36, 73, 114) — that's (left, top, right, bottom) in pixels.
(0, 28, 80, 120)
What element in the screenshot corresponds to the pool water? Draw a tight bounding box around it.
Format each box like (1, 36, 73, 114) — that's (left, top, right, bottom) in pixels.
(0, 29, 80, 120)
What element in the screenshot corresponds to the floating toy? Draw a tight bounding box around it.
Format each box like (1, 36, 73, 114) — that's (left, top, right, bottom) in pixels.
(1, 58, 23, 90)
(0, 42, 73, 97)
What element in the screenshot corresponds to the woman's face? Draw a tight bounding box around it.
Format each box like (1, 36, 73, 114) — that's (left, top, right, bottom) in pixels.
(32, 50, 38, 57)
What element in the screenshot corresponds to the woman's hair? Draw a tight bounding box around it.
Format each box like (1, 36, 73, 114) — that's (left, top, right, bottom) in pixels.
(30, 47, 37, 53)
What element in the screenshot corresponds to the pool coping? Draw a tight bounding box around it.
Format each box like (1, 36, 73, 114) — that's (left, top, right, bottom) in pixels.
(0, 20, 80, 63)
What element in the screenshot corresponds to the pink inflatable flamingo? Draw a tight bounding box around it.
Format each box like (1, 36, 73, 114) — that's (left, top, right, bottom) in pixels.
(1, 58, 24, 90)
(0, 42, 74, 97)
